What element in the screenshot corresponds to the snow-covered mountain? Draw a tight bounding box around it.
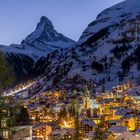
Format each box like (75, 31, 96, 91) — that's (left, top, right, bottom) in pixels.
(0, 16, 75, 79)
(29, 0, 140, 93)
(0, 16, 75, 60)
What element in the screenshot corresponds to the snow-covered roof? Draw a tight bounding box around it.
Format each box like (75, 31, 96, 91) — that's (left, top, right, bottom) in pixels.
(109, 106, 121, 110)
(33, 123, 51, 129)
(82, 119, 97, 127)
(116, 131, 140, 140)
(115, 108, 132, 117)
(109, 119, 123, 124)
(108, 125, 128, 133)
(52, 128, 75, 137)
(124, 113, 134, 119)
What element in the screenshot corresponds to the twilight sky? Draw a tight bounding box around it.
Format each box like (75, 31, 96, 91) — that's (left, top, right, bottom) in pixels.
(0, 0, 124, 45)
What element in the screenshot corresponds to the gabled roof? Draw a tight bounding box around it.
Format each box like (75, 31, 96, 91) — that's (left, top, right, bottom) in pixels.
(52, 128, 75, 137)
(84, 131, 94, 138)
(82, 119, 97, 127)
(108, 125, 128, 133)
(124, 113, 134, 119)
(115, 108, 132, 117)
(116, 132, 140, 140)
(136, 128, 140, 133)
(33, 123, 51, 129)
(137, 114, 140, 119)
(100, 98, 114, 104)
(109, 106, 121, 110)
(109, 119, 123, 124)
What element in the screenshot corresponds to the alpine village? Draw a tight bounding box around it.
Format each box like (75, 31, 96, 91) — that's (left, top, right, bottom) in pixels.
(1, 0, 140, 140)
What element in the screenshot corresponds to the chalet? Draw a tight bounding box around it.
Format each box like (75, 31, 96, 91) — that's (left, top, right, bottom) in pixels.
(123, 113, 137, 131)
(80, 119, 97, 137)
(0, 96, 31, 140)
(33, 123, 52, 140)
(108, 125, 128, 138)
(113, 81, 132, 93)
(108, 119, 123, 127)
(11, 126, 32, 140)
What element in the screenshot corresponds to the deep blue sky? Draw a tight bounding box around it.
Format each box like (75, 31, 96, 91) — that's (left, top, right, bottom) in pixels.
(0, 0, 124, 45)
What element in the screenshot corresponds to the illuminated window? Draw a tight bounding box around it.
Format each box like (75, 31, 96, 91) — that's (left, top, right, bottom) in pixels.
(2, 109, 7, 114)
(2, 130, 8, 139)
(1, 120, 7, 127)
(4, 98, 10, 104)
(16, 109, 20, 114)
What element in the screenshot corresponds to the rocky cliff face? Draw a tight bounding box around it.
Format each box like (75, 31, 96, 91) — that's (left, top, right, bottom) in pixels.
(29, 0, 140, 92)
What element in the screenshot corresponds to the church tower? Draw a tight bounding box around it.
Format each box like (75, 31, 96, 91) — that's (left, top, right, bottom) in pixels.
(83, 85, 91, 110)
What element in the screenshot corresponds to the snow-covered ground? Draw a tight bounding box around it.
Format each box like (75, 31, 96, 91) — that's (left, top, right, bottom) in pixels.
(27, 0, 140, 92)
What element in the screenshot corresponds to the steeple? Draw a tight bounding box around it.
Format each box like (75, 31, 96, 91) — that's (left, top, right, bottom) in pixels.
(83, 85, 90, 97)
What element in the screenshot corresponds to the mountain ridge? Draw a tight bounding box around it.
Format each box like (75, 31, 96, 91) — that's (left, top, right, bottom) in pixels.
(27, 0, 140, 94)
(0, 16, 75, 60)
(2, 0, 140, 94)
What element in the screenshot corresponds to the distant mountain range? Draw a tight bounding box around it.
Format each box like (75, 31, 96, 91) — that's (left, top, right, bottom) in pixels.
(1, 0, 140, 93)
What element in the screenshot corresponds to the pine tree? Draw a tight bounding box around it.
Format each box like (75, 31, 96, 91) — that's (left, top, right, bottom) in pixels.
(59, 106, 68, 120)
(73, 116, 81, 140)
(92, 126, 105, 140)
(0, 52, 14, 91)
(71, 99, 77, 116)
(92, 120, 107, 140)
(17, 107, 30, 125)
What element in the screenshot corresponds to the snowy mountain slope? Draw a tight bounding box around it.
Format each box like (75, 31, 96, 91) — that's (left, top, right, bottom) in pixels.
(28, 0, 140, 93)
(79, 0, 140, 45)
(0, 16, 75, 60)
(0, 16, 75, 79)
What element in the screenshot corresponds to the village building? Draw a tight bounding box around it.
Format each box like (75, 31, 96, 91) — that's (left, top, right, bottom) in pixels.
(0, 96, 32, 140)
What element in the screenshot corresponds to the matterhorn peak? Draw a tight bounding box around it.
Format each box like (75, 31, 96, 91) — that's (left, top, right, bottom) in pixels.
(24, 16, 55, 43)
(40, 16, 52, 24)
(0, 15, 74, 62)
(36, 16, 54, 31)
